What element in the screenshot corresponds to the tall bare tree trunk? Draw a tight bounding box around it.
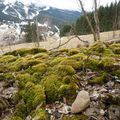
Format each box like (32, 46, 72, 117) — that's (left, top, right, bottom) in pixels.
(94, 0, 100, 40)
(78, 0, 97, 42)
(35, 17, 40, 47)
(113, 0, 118, 38)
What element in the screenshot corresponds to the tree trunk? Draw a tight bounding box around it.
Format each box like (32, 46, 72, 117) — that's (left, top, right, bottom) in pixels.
(78, 0, 97, 42)
(94, 0, 100, 40)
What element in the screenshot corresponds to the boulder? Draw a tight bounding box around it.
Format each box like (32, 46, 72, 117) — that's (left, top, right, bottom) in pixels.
(71, 90, 90, 113)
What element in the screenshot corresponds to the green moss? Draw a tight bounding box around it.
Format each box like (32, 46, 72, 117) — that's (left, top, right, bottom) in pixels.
(89, 72, 108, 84)
(63, 76, 71, 84)
(31, 63, 47, 74)
(50, 57, 67, 66)
(33, 53, 49, 59)
(99, 57, 119, 71)
(32, 109, 48, 120)
(7, 57, 41, 71)
(60, 59, 82, 69)
(88, 41, 106, 55)
(14, 102, 27, 119)
(16, 73, 36, 88)
(70, 53, 87, 60)
(68, 48, 80, 56)
(62, 115, 88, 120)
(112, 70, 120, 79)
(59, 84, 78, 103)
(0, 55, 17, 63)
(0, 98, 8, 111)
(57, 65, 76, 76)
(110, 43, 120, 54)
(41, 74, 62, 103)
(5, 48, 47, 56)
(84, 57, 99, 70)
(10, 116, 23, 120)
(59, 48, 69, 53)
(23, 82, 46, 113)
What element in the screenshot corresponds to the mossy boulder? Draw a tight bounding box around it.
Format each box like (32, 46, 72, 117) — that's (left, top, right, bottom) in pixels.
(110, 43, 120, 54)
(50, 57, 67, 66)
(31, 63, 47, 74)
(68, 48, 80, 56)
(59, 48, 69, 53)
(60, 59, 82, 69)
(32, 109, 48, 120)
(70, 53, 87, 61)
(84, 57, 99, 70)
(23, 82, 46, 113)
(5, 48, 47, 56)
(57, 65, 76, 76)
(13, 102, 27, 119)
(7, 57, 41, 71)
(10, 116, 23, 120)
(0, 55, 17, 63)
(88, 41, 106, 55)
(99, 57, 119, 71)
(88, 72, 108, 85)
(58, 84, 78, 103)
(63, 76, 71, 84)
(41, 74, 62, 103)
(33, 53, 49, 59)
(16, 73, 36, 88)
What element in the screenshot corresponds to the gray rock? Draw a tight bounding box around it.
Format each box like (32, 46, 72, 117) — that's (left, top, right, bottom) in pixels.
(71, 90, 90, 113)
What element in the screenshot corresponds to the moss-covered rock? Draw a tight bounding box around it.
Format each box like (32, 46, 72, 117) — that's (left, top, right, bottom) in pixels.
(60, 59, 82, 69)
(110, 43, 120, 54)
(7, 57, 42, 71)
(59, 48, 69, 53)
(16, 73, 36, 88)
(32, 109, 48, 120)
(0, 55, 17, 63)
(88, 72, 108, 85)
(23, 82, 46, 113)
(63, 76, 71, 84)
(57, 65, 76, 76)
(68, 48, 80, 56)
(41, 74, 62, 103)
(88, 41, 107, 55)
(31, 63, 47, 74)
(5, 48, 47, 56)
(70, 53, 87, 61)
(84, 57, 99, 70)
(50, 57, 67, 66)
(99, 56, 119, 71)
(33, 53, 49, 59)
(58, 84, 78, 103)
(10, 116, 23, 120)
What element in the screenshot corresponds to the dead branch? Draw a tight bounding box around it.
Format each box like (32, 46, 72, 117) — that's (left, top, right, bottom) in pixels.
(49, 35, 88, 51)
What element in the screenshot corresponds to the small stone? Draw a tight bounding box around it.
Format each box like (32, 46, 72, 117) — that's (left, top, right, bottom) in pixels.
(71, 90, 90, 113)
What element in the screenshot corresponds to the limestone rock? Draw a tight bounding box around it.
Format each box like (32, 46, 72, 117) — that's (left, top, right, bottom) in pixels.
(71, 90, 90, 113)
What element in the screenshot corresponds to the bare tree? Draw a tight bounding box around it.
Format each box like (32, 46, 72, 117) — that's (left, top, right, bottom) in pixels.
(78, 0, 100, 41)
(112, 0, 118, 38)
(94, 0, 100, 40)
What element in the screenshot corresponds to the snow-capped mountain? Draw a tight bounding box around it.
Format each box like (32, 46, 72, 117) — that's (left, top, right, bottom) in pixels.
(0, 0, 81, 25)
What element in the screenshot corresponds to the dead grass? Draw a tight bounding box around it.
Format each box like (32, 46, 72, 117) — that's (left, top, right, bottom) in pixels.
(0, 30, 120, 55)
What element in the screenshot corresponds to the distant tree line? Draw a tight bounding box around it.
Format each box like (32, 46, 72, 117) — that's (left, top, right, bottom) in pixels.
(60, 1, 120, 36)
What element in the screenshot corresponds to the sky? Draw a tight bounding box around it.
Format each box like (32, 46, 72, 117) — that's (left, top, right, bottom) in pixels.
(4, 0, 119, 11)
